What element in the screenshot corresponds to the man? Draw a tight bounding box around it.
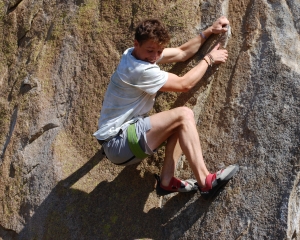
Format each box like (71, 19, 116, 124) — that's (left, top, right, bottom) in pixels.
(94, 16, 239, 200)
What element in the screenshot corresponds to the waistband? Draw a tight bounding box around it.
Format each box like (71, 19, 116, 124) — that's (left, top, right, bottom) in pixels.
(97, 129, 123, 145)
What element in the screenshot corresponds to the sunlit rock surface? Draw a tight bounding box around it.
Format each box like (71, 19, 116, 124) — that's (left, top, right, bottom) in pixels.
(0, 0, 299, 239)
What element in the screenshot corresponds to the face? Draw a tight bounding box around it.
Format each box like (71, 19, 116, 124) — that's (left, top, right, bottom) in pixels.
(132, 39, 165, 64)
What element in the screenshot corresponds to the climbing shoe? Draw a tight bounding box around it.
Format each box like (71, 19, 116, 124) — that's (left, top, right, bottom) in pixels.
(155, 174, 198, 196)
(199, 164, 239, 200)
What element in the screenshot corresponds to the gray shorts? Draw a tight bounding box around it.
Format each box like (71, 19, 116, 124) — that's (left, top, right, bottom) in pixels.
(102, 117, 154, 166)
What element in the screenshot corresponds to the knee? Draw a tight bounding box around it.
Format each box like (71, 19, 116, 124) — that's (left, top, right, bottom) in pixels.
(178, 107, 195, 122)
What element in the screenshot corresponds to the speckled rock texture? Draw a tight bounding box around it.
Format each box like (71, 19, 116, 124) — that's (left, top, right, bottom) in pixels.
(0, 0, 299, 239)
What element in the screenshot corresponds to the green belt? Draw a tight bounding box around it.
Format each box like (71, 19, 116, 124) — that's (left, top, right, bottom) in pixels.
(127, 124, 149, 159)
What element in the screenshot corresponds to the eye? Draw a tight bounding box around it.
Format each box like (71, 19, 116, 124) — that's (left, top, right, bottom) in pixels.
(147, 50, 153, 53)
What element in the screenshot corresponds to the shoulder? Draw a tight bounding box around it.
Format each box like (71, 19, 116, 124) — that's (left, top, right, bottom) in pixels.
(119, 51, 160, 77)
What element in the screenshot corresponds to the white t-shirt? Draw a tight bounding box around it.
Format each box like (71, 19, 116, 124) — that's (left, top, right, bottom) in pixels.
(93, 47, 168, 140)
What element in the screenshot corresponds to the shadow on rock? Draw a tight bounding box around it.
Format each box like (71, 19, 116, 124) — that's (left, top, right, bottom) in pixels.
(161, 194, 213, 239)
(18, 149, 214, 239)
(18, 150, 163, 239)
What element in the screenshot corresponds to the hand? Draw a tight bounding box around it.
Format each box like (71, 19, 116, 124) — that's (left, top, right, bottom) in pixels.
(208, 43, 228, 64)
(211, 16, 230, 34)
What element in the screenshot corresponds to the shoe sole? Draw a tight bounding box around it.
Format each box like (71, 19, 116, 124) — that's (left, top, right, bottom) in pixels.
(201, 164, 239, 200)
(218, 164, 239, 182)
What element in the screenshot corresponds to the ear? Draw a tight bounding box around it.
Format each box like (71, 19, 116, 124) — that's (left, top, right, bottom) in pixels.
(133, 40, 140, 48)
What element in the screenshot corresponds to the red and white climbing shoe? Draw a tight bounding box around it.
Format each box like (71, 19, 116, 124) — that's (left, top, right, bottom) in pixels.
(199, 164, 239, 200)
(155, 174, 198, 196)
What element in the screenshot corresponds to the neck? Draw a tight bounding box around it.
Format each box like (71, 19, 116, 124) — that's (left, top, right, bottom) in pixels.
(131, 48, 139, 59)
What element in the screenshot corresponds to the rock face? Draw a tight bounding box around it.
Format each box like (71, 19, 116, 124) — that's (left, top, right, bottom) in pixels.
(0, 0, 299, 239)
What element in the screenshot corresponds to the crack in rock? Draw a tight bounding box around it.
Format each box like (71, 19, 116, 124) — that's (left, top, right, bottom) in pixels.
(28, 123, 59, 144)
(0, 106, 18, 161)
(0, 223, 18, 239)
(7, 0, 24, 14)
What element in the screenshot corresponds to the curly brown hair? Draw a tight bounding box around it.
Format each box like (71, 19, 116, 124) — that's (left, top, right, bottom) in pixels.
(134, 19, 170, 46)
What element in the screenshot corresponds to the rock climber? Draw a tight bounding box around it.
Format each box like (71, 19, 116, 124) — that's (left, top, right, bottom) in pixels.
(94, 16, 239, 200)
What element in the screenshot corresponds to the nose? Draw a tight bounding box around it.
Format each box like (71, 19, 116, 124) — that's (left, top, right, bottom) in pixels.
(151, 52, 160, 61)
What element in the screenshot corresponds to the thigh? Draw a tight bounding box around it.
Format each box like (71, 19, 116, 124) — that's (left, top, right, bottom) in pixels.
(103, 117, 154, 166)
(146, 107, 191, 150)
(103, 130, 137, 165)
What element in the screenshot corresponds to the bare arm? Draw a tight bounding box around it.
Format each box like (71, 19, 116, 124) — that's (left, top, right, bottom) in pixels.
(160, 44, 227, 92)
(159, 16, 230, 92)
(159, 30, 211, 64)
(160, 61, 209, 92)
(158, 16, 230, 64)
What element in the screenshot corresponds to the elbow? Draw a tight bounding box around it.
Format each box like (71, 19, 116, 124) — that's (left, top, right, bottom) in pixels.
(181, 83, 193, 92)
(176, 49, 190, 62)
(179, 55, 190, 62)
(178, 77, 194, 92)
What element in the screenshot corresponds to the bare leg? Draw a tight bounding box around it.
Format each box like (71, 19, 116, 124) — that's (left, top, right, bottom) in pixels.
(146, 107, 209, 187)
(160, 133, 182, 186)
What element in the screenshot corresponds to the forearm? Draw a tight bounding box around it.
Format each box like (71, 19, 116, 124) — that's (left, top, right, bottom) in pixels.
(160, 57, 210, 92)
(160, 16, 229, 64)
(178, 43, 228, 91)
(178, 26, 213, 61)
(180, 57, 210, 90)
(160, 26, 213, 64)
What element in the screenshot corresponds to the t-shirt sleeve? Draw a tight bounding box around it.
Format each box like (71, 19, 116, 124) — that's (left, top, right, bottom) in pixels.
(135, 66, 168, 95)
